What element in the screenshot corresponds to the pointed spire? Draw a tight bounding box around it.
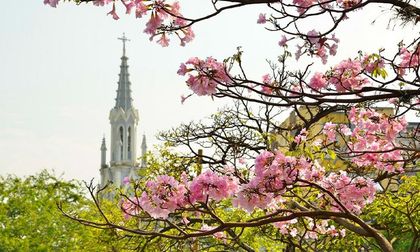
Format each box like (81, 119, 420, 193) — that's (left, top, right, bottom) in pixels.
(141, 134, 147, 168)
(115, 33, 133, 111)
(101, 136, 107, 151)
(100, 136, 107, 168)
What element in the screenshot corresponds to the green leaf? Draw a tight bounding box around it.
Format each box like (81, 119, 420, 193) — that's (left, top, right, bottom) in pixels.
(327, 149, 336, 160)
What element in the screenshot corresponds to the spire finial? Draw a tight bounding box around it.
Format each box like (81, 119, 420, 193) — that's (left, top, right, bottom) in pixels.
(118, 33, 130, 56)
(115, 33, 133, 111)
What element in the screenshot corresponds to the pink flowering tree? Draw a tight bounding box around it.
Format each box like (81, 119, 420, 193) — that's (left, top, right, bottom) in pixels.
(51, 0, 420, 251)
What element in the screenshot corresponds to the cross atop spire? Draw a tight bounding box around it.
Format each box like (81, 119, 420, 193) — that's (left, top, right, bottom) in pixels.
(114, 33, 133, 111)
(118, 33, 130, 56)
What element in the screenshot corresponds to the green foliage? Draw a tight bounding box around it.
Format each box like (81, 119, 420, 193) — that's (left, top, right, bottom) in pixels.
(139, 143, 197, 180)
(365, 175, 420, 251)
(0, 170, 122, 251)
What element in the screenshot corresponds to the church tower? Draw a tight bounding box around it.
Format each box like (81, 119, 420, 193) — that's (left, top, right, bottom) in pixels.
(100, 34, 146, 188)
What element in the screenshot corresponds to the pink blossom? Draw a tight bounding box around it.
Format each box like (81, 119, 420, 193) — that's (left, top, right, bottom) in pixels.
(180, 27, 195, 46)
(135, 1, 149, 18)
(107, 3, 119, 20)
(235, 151, 313, 212)
(328, 43, 338, 56)
(121, 197, 141, 219)
(182, 216, 190, 225)
(144, 13, 163, 36)
(295, 45, 303, 60)
(398, 47, 420, 75)
(319, 47, 328, 64)
(177, 63, 188, 76)
(328, 59, 368, 92)
(289, 228, 298, 237)
(122, 176, 130, 185)
(337, 0, 361, 9)
(362, 54, 385, 74)
(278, 35, 288, 47)
(213, 230, 226, 240)
(254, 150, 274, 175)
(180, 95, 187, 104)
(323, 122, 337, 142)
(189, 170, 238, 203)
(93, 0, 113, 6)
(122, 0, 135, 14)
(273, 221, 290, 234)
(157, 34, 170, 47)
(331, 33, 340, 43)
(257, 13, 267, 24)
(321, 172, 376, 214)
(339, 125, 352, 136)
(233, 180, 274, 212)
(261, 74, 274, 94)
(307, 29, 320, 44)
(180, 57, 231, 96)
(294, 128, 308, 144)
(299, 160, 324, 182)
(300, 31, 340, 64)
(44, 0, 59, 7)
(200, 224, 226, 240)
(305, 231, 318, 239)
(309, 72, 327, 90)
(388, 98, 399, 105)
(139, 175, 187, 219)
(293, 0, 315, 14)
(347, 108, 406, 173)
(170, 1, 181, 15)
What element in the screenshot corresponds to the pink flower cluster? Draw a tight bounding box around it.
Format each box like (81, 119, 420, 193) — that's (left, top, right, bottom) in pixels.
(122, 150, 378, 220)
(297, 30, 339, 64)
(234, 151, 311, 212)
(348, 107, 406, 173)
(122, 171, 236, 219)
(143, 1, 194, 46)
(336, 0, 361, 9)
(321, 172, 376, 214)
(45, 0, 194, 47)
(201, 224, 227, 240)
(44, 0, 59, 7)
(328, 59, 369, 92)
(292, 0, 316, 14)
(309, 72, 327, 91)
(290, 0, 361, 14)
(294, 128, 308, 144)
(308, 53, 391, 92)
(257, 13, 267, 24)
(261, 74, 274, 94)
(323, 107, 407, 173)
(309, 58, 369, 92)
(323, 122, 337, 142)
(274, 219, 346, 239)
(121, 197, 141, 219)
(189, 170, 238, 203)
(398, 46, 420, 76)
(138, 175, 187, 218)
(178, 57, 231, 96)
(362, 54, 385, 74)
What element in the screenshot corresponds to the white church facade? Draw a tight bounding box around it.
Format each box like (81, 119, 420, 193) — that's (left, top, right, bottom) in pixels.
(99, 34, 147, 188)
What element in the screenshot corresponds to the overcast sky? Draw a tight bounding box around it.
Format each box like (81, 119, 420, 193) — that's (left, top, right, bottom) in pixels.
(0, 1, 418, 182)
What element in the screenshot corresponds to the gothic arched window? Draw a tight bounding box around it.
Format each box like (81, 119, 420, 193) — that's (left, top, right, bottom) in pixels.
(119, 126, 124, 160)
(127, 127, 131, 159)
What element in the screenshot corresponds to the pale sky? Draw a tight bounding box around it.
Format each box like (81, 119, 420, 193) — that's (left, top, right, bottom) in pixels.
(0, 1, 418, 182)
